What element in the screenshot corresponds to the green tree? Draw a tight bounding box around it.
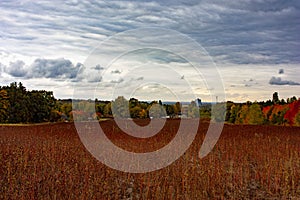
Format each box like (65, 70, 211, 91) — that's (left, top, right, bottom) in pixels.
(60, 102, 73, 119)
(295, 111, 300, 126)
(164, 104, 175, 117)
(174, 102, 181, 116)
(271, 108, 289, 125)
(225, 101, 234, 122)
(228, 104, 241, 124)
(95, 103, 106, 116)
(0, 89, 9, 122)
(290, 96, 297, 103)
(199, 104, 212, 119)
(236, 104, 249, 124)
(248, 103, 264, 125)
(28, 90, 56, 123)
(129, 98, 139, 109)
(130, 106, 143, 118)
(0, 82, 57, 123)
(6, 82, 30, 123)
(103, 102, 112, 117)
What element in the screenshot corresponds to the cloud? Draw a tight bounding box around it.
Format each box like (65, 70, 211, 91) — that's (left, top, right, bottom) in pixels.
(110, 78, 124, 83)
(243, 78, 258, 87)
(72, 64, 103, 83)
(1, 0, 300, 102)
(87, 75, 102, 83)
(111, 69, 122, 74)
(94, 64, 104, 70)
(279, 69, 284, 74)
(28, 58, 81, 79)
(0, 0, 299, 65)
(7, 60, 27, 77)
(0, 63, 5, 75)
(5, 58, 82, 79)
(269, 76, 300, 86)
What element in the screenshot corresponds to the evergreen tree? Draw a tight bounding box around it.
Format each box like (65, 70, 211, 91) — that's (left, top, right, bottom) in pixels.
(272, 92, 279, 104)
(228, 104, 240, 124)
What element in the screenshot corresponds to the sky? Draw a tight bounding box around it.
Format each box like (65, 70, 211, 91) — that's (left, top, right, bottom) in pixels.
(0, 0, 299, 102)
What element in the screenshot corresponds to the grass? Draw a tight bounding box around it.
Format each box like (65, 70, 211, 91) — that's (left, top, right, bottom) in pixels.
(1, 120, 300, 199)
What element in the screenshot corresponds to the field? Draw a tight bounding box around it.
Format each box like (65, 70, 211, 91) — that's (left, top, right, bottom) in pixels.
(1, 120, 300, 199)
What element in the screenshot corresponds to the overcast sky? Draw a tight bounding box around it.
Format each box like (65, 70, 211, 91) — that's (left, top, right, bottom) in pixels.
(0, 0, 299, 102)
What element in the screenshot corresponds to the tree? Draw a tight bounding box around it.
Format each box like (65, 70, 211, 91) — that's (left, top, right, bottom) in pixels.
(199, 104, 212, 119)
(291, 96, 297, 103)
(129, 98, 139, 109)
(6, 82, 30, 123)
(236, 104, 249, 124)
(271, 109, 289, 125)
(158, 100, 163, 105)
(130, 106, 143, 118)
(95, 103, 106, 116)
(174, 102, 181, 116)
(248, 103, 264, 125)
(164, 104, 175, 117)
(28, 90, 56, 122)
(228, 104, 241, 124)
(211, 102, 226, 122)
(225, 101, 234, 122)
(139, 109, 148, 119)
(295, 111, 300, 126)
(188, 101, 199, 118)
(111, 96, 130, 118)
(272, 92, 279, 104)
(0, 89, 9, 122)
(148, 103, 166, 118)
(103, 102, 112, 118)
(60, 102, 73, 119)
(0, 82, 57, 123)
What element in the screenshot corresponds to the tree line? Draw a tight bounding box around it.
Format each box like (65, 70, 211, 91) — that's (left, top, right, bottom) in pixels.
(0, 82, 300, 126)
(0, 82, 56, 123)
(225, 92, 300, 126)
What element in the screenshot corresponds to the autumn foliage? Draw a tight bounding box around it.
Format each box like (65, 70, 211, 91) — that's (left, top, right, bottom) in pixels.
(284, 100, 300, 125)
(227, 94, 300, 126)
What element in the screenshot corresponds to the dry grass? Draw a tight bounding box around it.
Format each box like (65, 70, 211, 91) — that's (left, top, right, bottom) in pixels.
(1, 120, 300, 199)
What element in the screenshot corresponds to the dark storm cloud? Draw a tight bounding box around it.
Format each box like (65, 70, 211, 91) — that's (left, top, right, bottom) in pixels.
(269, 76, 300, 86)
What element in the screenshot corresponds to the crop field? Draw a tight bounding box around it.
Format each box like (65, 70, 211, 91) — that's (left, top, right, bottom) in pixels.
(1, 120, 300, 199)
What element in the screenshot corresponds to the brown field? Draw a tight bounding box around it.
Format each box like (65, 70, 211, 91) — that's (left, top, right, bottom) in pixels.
(1, 120, 300, 199)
